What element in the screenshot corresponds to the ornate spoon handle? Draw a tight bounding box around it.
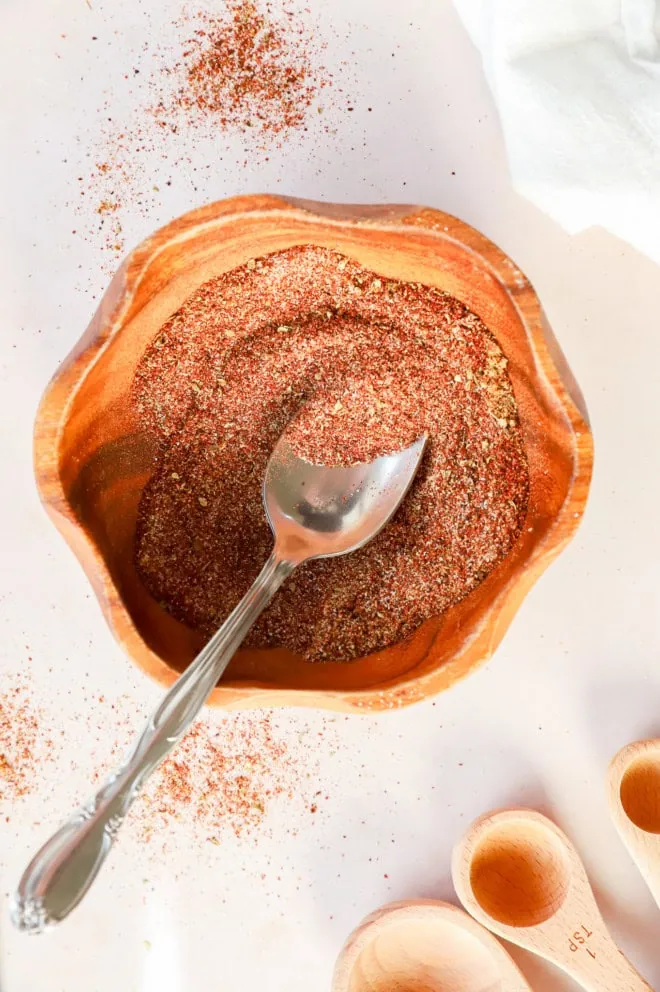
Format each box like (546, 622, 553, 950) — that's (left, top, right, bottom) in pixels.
(11, 553, 293, 933)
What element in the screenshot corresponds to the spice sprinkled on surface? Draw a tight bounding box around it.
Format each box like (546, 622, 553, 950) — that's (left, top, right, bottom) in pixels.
(0, 674, 48, 805)
(152, 1, 328, 138)
(79, 698, 337, 850)
(76, 2, 347, 262)
(134, 711, 306, 844)
(133, 246, 530, 663)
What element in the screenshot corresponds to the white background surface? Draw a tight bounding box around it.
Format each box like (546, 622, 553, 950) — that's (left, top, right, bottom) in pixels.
(2, 1, 660, 990)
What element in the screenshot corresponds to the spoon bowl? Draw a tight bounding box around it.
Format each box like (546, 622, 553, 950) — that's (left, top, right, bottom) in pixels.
(332, 900, 532, 992)
(265, 437, 427, 563)
(466, 816, 570, 928)
(608, 739, 660, 908)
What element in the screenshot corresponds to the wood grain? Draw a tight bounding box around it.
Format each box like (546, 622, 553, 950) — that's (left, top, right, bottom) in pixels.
(34, 195, 593, 712)
(332, 900, 531, 992)
(452, 808, 651, 992)
(608, 739, 660, 909)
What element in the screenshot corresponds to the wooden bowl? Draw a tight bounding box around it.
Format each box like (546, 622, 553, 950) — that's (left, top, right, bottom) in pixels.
(34, 195, 592, 712)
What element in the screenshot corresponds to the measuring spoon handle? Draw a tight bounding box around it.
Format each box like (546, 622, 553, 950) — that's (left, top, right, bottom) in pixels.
(11, 552, 293, 934)
(553, 920, 651, 992)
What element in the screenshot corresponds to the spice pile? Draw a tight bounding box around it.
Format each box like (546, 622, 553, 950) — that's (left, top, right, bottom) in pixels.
(77, 1, 341, 260)
(132, 246, 530, 663)
(153, 1, 327, 138)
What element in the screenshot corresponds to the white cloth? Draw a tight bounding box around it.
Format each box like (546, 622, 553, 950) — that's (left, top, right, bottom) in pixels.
(453, 0, 660, 262)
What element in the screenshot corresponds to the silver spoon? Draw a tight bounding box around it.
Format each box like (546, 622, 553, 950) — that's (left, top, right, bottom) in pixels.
(12, 433, 427, 933)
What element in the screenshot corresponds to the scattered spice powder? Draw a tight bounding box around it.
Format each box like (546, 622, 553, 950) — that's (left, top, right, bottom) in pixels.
(80, 698, 336, 848)
(133, 711, 304, 844)
(152, 1, 328, 138)
(132, 246, 530, 663)
(0, 674, 45, 806)
(76, 1, 345, 260)
(0, 685, 331, 851)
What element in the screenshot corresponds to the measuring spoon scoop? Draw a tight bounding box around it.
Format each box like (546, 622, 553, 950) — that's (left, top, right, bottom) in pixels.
(452, 808, 651, 992)
(608, 738, 660, 909)
(332, 899, 532, 992)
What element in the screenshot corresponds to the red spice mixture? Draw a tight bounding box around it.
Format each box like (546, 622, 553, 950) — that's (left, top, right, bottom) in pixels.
(133, 711, 309, 844)
(0, 674, 47, 807)
(77, 1, 341, 260)
(132, 246, 529, 663)
(152, 1, 327, 138)
(0, 682, 328, 849)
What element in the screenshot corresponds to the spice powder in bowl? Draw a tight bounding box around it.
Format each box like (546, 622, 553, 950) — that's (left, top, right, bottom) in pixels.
(132, 246, 529, 663)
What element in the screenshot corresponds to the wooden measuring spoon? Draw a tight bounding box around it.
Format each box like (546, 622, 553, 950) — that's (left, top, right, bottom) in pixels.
(452, 809, 651, 992)
(333, 900, 532, 992)
(608, 738, 660, 908)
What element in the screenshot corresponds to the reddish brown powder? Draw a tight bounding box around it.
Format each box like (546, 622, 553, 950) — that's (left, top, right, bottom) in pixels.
(78, 698, 334, 848)
(76, 2, 342, 261)
(4, 688, 331, 851)
(0, 675, 43, 805)
(132, 246, 529, 663)
(134, 712, 299, 844)
(152, 1, 328, 138)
